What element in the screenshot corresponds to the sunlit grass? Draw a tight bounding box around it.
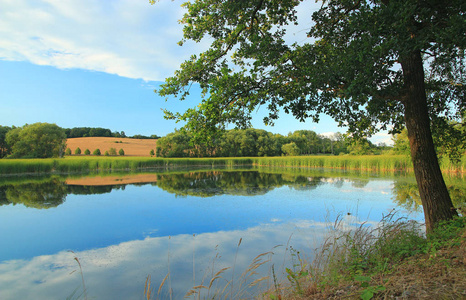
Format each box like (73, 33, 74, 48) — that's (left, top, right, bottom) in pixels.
(252, 155, 414, 172)
(0, 155, 464, 175)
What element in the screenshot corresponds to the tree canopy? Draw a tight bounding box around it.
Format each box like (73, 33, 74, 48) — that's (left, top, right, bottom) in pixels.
(5, 123, 67, 158)
(156, 0, 465, 230)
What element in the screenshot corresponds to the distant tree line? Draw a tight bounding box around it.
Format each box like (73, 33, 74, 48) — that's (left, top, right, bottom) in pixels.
(156, 128, 388, 158)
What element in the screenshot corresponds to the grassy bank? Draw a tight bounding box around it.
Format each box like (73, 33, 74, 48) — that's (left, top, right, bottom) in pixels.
(263, 213, 466, 299)
(0, 156, 254, 175)
(0, 155, 464, 175)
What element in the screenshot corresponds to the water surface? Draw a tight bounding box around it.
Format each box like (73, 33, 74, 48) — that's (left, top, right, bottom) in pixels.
(0, 168, 462, 299)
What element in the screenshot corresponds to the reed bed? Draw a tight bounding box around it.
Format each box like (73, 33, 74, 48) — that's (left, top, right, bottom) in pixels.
(1, 155, 464, 175)
(251, 155, 414, 173)
(439, 155, 466, 174)
(0, 156, 254, 175)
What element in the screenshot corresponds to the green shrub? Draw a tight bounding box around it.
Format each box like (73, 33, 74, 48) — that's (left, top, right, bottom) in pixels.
(104, 151, 109, 156)
(84, 149, 90, 155)
(93, 149, 101, 156)
(150, 149, 155, 156)
(65, 148, 72, 155)
(75, 147, 81, 155)
(119, 148, 125, 156)
(109, 148, 117, 156)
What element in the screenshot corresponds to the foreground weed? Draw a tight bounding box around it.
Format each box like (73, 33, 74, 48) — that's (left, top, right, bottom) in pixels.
(68, 251, 88, 300)
(427, 216, 465, 254)
(285, 247, 309, 295)
(355, 275, 386, 300)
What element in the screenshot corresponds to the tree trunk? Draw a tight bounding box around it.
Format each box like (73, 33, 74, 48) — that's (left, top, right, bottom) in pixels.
(401, 50, 457, 232)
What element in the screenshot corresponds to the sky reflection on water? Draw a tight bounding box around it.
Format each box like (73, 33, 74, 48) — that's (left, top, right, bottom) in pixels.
(0, 169, 427, 299)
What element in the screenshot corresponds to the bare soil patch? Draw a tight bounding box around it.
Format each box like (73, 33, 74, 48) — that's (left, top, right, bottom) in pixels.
(66, 137, 156, 157)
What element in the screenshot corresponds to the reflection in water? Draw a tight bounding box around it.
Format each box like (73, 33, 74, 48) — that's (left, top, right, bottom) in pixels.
(0, 168, 464, 299)
(155, 171, 325, 197)
(3, 178, 67, 209)
(392, 177, 466, 213)
(0, 218, 353, 300)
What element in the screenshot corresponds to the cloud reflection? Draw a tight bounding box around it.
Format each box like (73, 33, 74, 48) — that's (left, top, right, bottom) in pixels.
(0, 219, 357, 300)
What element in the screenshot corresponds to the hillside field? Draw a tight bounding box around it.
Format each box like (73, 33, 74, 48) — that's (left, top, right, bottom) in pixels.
(66, 137, 157, 157)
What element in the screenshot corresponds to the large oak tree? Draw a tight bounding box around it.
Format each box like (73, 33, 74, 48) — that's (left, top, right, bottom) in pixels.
(155, 0, 465, 231)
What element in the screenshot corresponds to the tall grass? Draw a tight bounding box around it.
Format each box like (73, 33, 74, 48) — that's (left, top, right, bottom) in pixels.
(0, 157, 254, 175)
(265, 213, 466, 299)
(1, 155, 464, 175)
(440, 155, 466, 174)
(251, 155, 413, 173)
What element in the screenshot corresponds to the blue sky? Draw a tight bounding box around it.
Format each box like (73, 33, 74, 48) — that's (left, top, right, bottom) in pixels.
(0, 0, 392, 144)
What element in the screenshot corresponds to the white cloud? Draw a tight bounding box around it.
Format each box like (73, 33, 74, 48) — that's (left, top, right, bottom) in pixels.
(370, 131, 394, 146)
(0, 0, 200, 81)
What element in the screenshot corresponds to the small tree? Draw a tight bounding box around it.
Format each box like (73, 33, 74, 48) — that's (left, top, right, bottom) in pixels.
(119, 148, 125, 156)
(109, 148, 117, 156)
(75, 147, 82, 155)
(84, 149, 90, 155)
(104, 150, 109, 156)
(93, 149, 101, 156)
(149, 149, 155, 156)
(65, 148, 72, 156)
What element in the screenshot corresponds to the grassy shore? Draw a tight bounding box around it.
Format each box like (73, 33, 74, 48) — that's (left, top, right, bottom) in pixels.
(261, 213, 466, 300)
(0, 155, 464, 175)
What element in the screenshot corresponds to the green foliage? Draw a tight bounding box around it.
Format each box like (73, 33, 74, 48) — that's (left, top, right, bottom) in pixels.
(104, 151, 109, 156)
(131, 134, 160, 139)
(355, 276, 386, 300)
(6, 122, 67, 158)
(119, 148, 125, 156)
(65, 148, 72, 156)
(427, 216, 465, 251)
(285, 247, 309, 295)
(149, 149, 155, 156)
(65, 127, 112, 138)
(93, 149, 101, 156)
(158, 0, 464, 140)
(156, 128, 359, 158)
(347, 139, 375, 156)
(281, 142, 300, 156)
(0, 125, 13, 158)
(75, 147, 82, 155)
(108, 148, 117, 156)
(391, 129, 410, 155)
(84, 149, 90, 155)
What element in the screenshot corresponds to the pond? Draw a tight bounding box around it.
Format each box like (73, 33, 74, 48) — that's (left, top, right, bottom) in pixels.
(0, 167, 463, 299)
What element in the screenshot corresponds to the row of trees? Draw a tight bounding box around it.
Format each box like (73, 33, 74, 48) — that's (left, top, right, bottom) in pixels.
(156, 128, 387, 158)
(64, 127, 160, 139)
(64, 147, 125, 156)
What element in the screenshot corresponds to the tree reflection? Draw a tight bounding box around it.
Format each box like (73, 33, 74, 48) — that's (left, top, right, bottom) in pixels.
(0, 170, 463, 211)
(4, 178, 67, 209)
(0, 188, 9, 206)
(392, 178, 466, 213)
(155, 171, 325, 197)
(392, 181, 423, 212)
(67, 185, 117, 195)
